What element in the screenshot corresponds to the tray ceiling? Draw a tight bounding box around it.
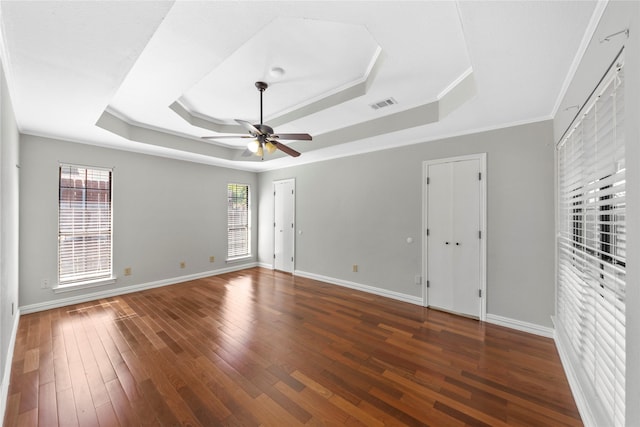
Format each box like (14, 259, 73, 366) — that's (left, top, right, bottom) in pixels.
(0, 1, 599, 171)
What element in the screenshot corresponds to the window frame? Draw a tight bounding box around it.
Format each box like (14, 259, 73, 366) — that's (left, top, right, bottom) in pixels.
(556, 51, 625, 427)
(226, 182, 251, 261)
(57, 163, 115, 291)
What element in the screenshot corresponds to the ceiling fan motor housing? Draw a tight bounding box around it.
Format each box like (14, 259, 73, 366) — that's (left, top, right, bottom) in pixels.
(254, 124, 274, 135)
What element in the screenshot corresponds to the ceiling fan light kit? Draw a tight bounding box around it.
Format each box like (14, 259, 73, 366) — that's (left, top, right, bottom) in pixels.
(203, 81, 312, 160)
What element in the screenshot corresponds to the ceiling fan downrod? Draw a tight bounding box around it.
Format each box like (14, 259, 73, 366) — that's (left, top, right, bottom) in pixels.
(255, 81, 268, 125)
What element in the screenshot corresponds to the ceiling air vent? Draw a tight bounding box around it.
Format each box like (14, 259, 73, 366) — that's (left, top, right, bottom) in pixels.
(370, 97, 397, 110)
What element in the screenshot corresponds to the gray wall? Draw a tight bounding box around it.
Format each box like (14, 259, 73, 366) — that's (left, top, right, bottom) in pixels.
(553, 1, 639, 424)
(625, 5, 640, 423)
(258, 120, 555, 328)
(0, 58, 20, 410)
(19, 135, 257, 308)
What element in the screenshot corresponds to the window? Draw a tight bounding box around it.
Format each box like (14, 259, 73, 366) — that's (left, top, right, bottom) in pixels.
(59, 165, 113, 285)
(556, 54, 625, 426)
(227, 183, 250, 259)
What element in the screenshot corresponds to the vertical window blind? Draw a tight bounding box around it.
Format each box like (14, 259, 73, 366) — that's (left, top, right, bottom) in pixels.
(227, 183, 250, 258)
(557, 56, 625, 426)
(59, 165, 113, 284)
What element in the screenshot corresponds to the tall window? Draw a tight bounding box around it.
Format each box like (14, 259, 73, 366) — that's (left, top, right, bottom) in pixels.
(227, 183, 250, 259)
(556, 55, 625, 426)
(59, 165, 113, 285)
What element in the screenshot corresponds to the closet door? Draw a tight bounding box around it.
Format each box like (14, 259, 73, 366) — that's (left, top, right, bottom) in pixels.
(274, 179, 295, 273)
(426, 158, 482, 318)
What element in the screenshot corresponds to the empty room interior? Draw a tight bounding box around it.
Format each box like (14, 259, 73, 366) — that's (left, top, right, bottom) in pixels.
(0, 1, 638, 426)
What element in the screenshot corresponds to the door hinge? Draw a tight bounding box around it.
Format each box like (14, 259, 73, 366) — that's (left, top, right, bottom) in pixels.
(479, 230, 482, 239)
(478, 289, 482, 298)
(291, 257, 294, 262)
(478, 172, 482, 181)
(426, 280, 430, 288)
(426, 229, 430, 236)
(291, 223, 294, 228)
(292, 190, 294, 194)
(426, 177, 430, 185)
(273, 254, 276, 259)
(274, 191, 276, 196)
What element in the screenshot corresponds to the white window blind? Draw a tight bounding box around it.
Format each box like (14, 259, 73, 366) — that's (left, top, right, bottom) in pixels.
(557, 56, 625, 427)
(227, 183, 250, 258)
(59, 165, 113, 285)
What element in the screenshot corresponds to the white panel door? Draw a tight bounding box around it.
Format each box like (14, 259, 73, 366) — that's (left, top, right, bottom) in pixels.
(427, 159, 481, 318)
(274, 180, 295, 273)
(426, 162, 454, 311)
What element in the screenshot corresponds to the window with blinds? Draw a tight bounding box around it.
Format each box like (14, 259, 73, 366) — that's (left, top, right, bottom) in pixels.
(227, 183, 250, 259)
(556, 55, 625, 427)
(59, 165, 113, 285)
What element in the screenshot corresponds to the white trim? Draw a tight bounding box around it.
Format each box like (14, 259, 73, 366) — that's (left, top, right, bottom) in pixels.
(437, 67, 473, 100)
(553, 318, 598, 427)
(257, 262, 274, 269)
(294, 270, 422, 306)
(53, 276, 117, 294)
(0, 308, 20, 424)
(485, 313, 554, 338)
(226, 255, 252, 263)
(422, 153, 487, 321)
(256, 116, 552, 173)
(20, 263, 257, 315)
(550, 0, 609, 117)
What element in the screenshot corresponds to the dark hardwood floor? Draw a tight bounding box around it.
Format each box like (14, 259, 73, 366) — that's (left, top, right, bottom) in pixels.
(4, 267, 581, 426)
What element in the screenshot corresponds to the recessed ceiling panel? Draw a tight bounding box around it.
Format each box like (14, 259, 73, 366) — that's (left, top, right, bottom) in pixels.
(178, 17, 380, 123)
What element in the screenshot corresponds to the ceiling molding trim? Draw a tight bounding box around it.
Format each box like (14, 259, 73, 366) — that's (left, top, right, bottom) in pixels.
(550, 0, 609, 117)
(170, 47, 384, 134)
(168, 101, 246, 135)
(438, 67, 473, 100)
(256, 115, 553, 173)
(268, 46, 384, 126)
(21, 130, 261, 172)
(438, 70, 476, 119)
(95, 110, 238, 160)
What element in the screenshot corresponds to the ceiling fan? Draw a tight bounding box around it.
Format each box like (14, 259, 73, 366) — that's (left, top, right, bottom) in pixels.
(202, 81, 312, 158)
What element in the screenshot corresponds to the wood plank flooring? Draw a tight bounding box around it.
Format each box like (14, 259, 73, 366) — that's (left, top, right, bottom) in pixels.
(4, 268, 582, 426)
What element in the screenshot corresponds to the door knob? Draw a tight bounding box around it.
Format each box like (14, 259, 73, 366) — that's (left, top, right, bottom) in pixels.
(445, 242, 449, 245)
(456, 242, 460, 246)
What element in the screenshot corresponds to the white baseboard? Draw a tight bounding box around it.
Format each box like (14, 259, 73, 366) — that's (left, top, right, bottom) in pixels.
(485, 313, 554, 338)
(294, 270, 423, 306)
(20, 262, 258, 314)
(0, 308, 20, 424)
(257, 262, 273, 269)
(553, 319, 598, 427)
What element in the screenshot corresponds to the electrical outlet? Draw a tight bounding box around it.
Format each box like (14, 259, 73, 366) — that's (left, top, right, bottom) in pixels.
(209, 256, 215, 263)
(180, 261, 186, 269)
(41, 278, 49, 289)
(352, 264, 358, 273)
(124, 267, 132, 276)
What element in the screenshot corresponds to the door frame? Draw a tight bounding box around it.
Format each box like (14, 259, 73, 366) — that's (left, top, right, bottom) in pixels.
(422, 153, 487, 320)
(272, 178, 296, 272)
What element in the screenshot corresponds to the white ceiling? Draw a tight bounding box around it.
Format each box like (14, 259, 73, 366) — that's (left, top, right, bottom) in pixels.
(0, 1, 600, 172)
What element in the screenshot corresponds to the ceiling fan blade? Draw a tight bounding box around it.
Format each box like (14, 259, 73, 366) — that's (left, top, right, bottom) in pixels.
(272, 133, 312, 141)
(272, 141, 301, 157)
(201, 135, 252, 140)
(235, 119, 263, 136)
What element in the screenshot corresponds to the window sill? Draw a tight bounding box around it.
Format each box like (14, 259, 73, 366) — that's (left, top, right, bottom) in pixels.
(226, 255, 252, 264)
(53, 276, 117, 294)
